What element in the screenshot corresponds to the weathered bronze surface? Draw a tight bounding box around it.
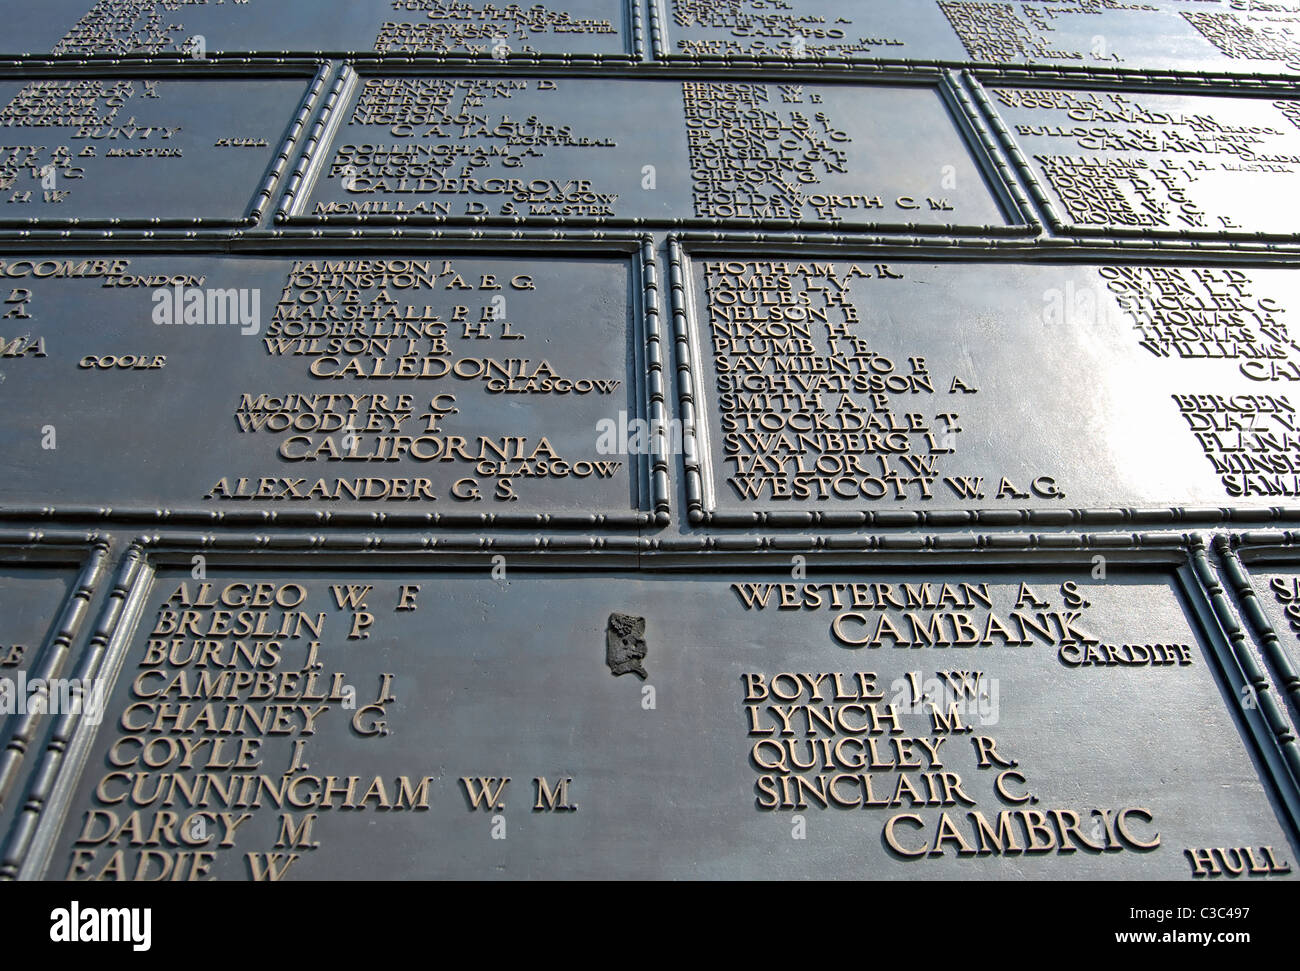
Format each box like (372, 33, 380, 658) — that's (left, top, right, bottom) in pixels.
(1, 1, 635, 57)
(661, 0, 1300, 71)
(0, 1, 1296, 882)
(19, 555, 1294, 880)
(0, 252, 653, 523)
(983, 82, 1300, 240)
(0, 74, 314, 227)
(287, 71, 1009, 230)
(7, 0, 1299, 71)
(678, 255, 1300, 525)
(0, 547, 98, 848)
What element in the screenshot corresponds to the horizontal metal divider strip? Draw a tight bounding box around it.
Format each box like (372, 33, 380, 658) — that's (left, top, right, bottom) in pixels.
(0, 58, 1295, 90)
(667, 233, 1300, 264)
(0, 524, 1225, 556)
(0, 508, 654, 530)
(686, 508, 1300, 529)
(0, 530, 107, 549)
(102, 528, 1207, 557)
(0, 233, 654, 255)
(9, 231, 1300, 258)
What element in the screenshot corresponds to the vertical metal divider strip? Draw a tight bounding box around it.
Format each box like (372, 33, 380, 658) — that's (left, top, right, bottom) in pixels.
(7, 544, 151, 880)
(0, 538, 109, 837)
(946, 69, 1040, 231)
(248, 60, 334, 227)
(964, 72, 1069, 236)
(641, 234, 671, 524)
(1217, 535, 1300, 718)
(666, 234, 706, 524)
(630, 0, 647, 61)
(278, 61, 355, 222)
(1188, 535, 1300, 837)
(646, 0, 665, 61)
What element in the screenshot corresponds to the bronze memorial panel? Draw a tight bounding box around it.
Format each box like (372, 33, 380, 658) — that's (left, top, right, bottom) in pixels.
(0, 73, 315, 228)
(678, 253, 1300, 526)
(0, 252, 655, 524)
(981, 81, 1300, 241)
(284, 72, 1012, 231)
(0, 0, 635, 58)
(658, 0, 1300, 73)
(21, 555, 1297, 880)
(0, 0, 1297, 905)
